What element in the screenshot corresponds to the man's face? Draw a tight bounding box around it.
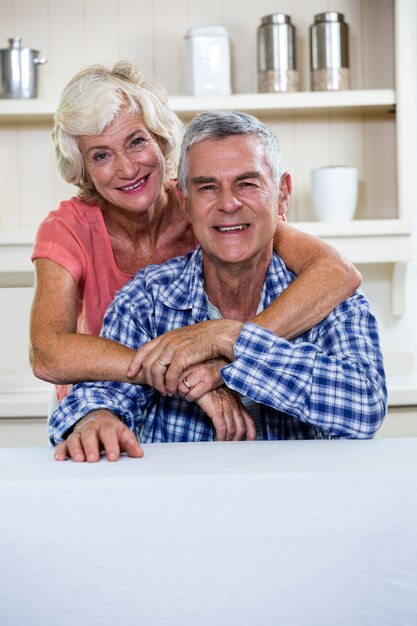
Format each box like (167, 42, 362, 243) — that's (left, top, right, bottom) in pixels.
(180, 135, 290, 268)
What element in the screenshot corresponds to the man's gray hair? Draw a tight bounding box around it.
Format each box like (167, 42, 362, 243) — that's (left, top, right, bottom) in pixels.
(177, 110, 284, 194)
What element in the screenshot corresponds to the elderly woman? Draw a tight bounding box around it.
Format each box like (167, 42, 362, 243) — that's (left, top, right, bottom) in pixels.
(30, 61, 360, 405)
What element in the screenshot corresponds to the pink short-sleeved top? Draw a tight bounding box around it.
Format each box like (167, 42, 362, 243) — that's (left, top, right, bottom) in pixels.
(32, 196, 134, 337)
(32, 197, 137, 401)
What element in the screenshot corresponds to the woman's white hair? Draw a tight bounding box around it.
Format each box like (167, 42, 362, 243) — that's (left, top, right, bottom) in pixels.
(53, 61, 183, 205)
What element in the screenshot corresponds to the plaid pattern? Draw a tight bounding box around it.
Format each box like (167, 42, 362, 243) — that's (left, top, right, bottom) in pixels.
(49, 248, 387, 444)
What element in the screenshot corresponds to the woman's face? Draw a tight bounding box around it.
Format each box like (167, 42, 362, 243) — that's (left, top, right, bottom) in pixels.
(78, 107, 166, 215)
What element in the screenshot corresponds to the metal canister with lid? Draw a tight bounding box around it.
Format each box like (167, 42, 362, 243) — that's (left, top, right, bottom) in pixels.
(257, 14, 298, 93)
(310, 12, 350, 91)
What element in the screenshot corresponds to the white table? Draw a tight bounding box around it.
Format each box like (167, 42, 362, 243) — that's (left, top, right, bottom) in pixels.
(1, 439, 417, 626)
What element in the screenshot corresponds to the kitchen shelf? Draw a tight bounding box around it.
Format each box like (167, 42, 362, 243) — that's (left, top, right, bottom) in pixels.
(170, 90, 396, 116)
(0, 89, 396, 122)
(0, 100, 56, 121)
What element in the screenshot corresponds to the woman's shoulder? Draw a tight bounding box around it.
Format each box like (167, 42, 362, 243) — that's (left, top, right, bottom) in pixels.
(41, 196, 101, 227)
(34, 197, 105, 245)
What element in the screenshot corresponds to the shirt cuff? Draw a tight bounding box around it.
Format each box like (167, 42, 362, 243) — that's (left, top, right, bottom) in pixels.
(221, 322, 287, 396)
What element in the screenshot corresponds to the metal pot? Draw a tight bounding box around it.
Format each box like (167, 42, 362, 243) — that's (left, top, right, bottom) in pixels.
(0, 37, 47, 99)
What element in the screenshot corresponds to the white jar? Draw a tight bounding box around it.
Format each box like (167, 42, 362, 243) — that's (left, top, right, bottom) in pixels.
(185, 26, 231, 96)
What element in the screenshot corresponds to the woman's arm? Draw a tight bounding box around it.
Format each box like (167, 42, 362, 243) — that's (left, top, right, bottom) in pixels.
(127, 226, 362, 394)
(30, 258, 144, 385)
(261, 221, 362, 339)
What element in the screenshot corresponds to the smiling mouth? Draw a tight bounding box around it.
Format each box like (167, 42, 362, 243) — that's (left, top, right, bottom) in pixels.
(215, 224, 250, 232)
(118, 174, 149, 192)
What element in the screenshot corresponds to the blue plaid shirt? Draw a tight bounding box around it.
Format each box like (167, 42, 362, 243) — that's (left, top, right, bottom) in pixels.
(49, 248, 387, 444)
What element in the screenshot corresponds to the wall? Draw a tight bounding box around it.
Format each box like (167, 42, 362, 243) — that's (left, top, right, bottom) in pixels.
(0, 0, 416, 442)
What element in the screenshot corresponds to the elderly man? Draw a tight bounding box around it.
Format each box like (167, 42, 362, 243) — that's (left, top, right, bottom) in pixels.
(50, 111, 387, 462)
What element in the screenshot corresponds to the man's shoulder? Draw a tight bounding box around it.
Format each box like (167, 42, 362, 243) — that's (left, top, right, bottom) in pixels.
(115, 249, 198, 304)
(144, 250, 196, 282)
(316, 288, 373, 335)
(264, 252, 296, 296)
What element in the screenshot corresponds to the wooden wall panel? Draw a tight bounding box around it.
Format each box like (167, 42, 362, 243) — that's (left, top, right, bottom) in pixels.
(186, 0, 224, 28)
(13, 0, 50, 98)
(83, 0, 119, 66)
(294, 116, 331, 221)
(363, 115, 397, 219)
(17, 124, 56, 228)
(361, 0, 394, 89)
(153, 0, 188, 94)
(223, 0, 258, 94)
(48, 0, 85, 99)
(0, 1, 15, 45)
(329, 115, 364, 217)
(0, 127, 20, 229)
(119, 0, 154, 77)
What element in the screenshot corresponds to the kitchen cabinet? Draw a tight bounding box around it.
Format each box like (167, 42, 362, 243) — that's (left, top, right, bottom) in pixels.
(0, 0, 415, 318)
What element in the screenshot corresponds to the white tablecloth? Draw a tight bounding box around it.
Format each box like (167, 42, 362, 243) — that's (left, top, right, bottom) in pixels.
(1, 439, 416, 626)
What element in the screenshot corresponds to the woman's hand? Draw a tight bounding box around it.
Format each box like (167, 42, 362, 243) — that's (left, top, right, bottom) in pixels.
(127, 320, 243, 395)
(54, 410, 143, 463)
(177, 358, 229, 401)
(196, 387, 257, 441)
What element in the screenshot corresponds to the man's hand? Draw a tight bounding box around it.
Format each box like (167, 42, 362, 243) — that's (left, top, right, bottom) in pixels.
(177, 358, 229, 401)
(126, 320, 243, 395)
(54, 410, 144, 463)
(196, 387, 257, 442)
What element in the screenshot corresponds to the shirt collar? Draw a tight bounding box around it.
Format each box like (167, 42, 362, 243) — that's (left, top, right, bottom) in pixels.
(160, 246, 294, 321)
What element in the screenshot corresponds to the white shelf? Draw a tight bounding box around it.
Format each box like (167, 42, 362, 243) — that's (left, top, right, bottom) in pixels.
(0, 100, 56, 121)
(170, 90, 396, 115)
(0, 89, 396, 121)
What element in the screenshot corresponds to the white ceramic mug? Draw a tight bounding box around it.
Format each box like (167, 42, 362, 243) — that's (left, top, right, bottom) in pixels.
(311, 166, 358, 222)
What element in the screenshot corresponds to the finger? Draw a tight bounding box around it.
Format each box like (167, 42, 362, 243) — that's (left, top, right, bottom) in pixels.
(211, 411, 227, 442)
(65, 433, 87, 462)
(221, 398, 236, 442)
(118, 427, 144, 458)
(54, 442, 69, 461)
(78, 428, 102, 463)
(97, 423, 122, 462)
(164, 353, 197, 394)
(243, 412, 257, 441)
(177, 374, 196, 395)
(138, 344, 173, 393)
(143, 354, 171, 395)
(231, 405, 247, 441)
(180, 381, 219, 403)
(178, 361, 225, 400)
(126, 336, 164, 377)
(126, 351, 144, 378)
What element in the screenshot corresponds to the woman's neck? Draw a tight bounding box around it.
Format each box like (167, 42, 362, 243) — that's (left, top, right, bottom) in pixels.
(101, 182, 196, 274)
(102, 184, 170, 247)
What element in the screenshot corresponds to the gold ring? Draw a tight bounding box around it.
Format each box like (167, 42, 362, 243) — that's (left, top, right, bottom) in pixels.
(182, 377, 194, 391)
(156, 358, 169, 368)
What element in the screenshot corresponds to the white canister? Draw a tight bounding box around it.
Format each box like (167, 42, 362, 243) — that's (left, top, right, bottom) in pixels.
(185, 26, 231, 96)
(311, 166, 358, 222)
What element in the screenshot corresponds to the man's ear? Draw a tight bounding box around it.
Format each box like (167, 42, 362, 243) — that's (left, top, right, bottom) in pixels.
(175, 182, 191, 223)
(278, 172, 292, 217)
